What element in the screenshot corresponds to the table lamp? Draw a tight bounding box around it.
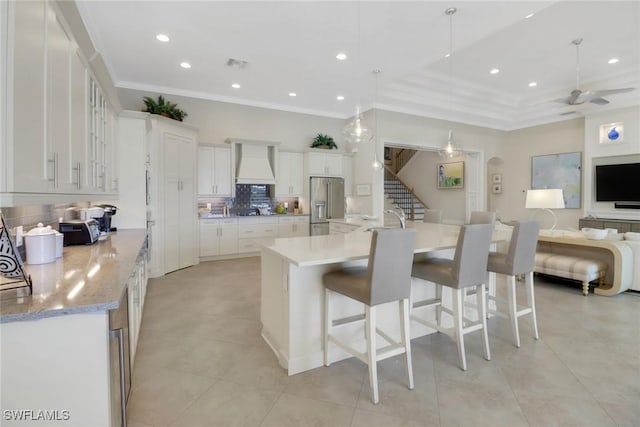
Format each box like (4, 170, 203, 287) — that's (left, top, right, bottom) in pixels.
(525, 189, 565, 230)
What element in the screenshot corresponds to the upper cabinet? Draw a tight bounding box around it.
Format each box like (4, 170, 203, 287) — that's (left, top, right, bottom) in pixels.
(276, 151, 303, 197)
(0, 0, 118, 206)
(197, 145, 232, 197)
(306, 151, 343, 177)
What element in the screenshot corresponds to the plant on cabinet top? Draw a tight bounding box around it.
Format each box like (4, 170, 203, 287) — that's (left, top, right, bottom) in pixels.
(311, 133, 337, 149)
(143, 95, 188, 122)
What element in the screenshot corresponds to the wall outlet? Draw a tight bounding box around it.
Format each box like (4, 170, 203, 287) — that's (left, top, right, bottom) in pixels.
(15, 226, 23, 247)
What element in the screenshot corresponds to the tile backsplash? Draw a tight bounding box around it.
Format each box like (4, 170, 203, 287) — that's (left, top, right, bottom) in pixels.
(197, 184, 299, 214)
(0, 204, 85, 230)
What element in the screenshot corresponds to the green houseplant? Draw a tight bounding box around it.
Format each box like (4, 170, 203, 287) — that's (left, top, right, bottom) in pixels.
(310, 133, 337, 149)
(143, 95, 188, 122)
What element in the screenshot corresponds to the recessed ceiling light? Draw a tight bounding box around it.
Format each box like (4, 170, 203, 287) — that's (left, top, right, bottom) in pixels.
(528, 81, 537, 87)
(336, 52, 347, 61)
(524, 13, 534, 19)
(608, 58, 619, 64)
(231, 83, 241, 89)
(490, 68, 500, 75)
(180, 62, 191, 69)
(444, 53, 451, 58)
(289, 92, 297, 97)
(336, 95, 345, 101)
(156, 34, 169, 42)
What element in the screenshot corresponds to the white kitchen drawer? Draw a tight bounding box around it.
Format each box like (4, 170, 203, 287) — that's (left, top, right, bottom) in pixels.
(237, 216, 278, 225)
(238, 224, 277, 238)
(237, 238, 260, 253)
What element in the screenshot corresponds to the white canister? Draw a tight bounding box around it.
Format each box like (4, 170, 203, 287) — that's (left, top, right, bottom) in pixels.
(24, 223, 57, 264)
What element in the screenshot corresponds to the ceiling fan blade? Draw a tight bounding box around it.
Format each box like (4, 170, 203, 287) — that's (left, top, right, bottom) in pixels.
(591, 88, 635, 97)
(589, 97, 609, 105)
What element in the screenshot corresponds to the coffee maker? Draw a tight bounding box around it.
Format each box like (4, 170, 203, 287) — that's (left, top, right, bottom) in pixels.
(96, 204, 118, 232)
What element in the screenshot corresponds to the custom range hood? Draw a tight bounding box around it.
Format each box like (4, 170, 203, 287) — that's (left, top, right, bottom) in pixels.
(227, 139, 278, 185)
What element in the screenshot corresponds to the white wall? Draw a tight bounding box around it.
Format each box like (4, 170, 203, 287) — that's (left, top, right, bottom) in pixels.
(117, 89, 346, 152)
(584, 106, 640, 220)
(496, 118, 585, 229)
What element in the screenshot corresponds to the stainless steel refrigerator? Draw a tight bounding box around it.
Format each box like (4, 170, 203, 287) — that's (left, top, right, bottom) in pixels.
(309, 176, 345, 235)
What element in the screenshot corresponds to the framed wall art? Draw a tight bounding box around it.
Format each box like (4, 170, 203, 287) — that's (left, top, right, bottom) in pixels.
(492, 183, 502, 194)
(437, 161, 464, 189)
(531, 152, 581, 208)
(492, 173, 502, 184)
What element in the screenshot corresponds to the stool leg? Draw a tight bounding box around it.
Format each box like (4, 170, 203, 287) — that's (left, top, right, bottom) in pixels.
(324, 288, 331, 367)
(478, 284, 491, 361)
(399, 298, 414, 390)
(507, 275, 521, 348)
(435, 284, 443, 328)
(453, 288, 467, 371)
(366, 305, 379, 404)
(525, 272, 539, 340)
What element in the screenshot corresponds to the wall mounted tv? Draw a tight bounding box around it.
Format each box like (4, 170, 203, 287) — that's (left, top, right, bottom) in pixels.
(595, 163, 640, 202)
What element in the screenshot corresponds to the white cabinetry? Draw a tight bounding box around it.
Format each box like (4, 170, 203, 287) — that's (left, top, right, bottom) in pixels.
(199, 218, 238, 256)
(0, 0, 117, 205)
(163, 132, 197, 273)
(237, 217, 278, 253)
(128, 246, 148, 367)
(343, 155, 353, 196)
(197, 145, 232, 196)
(278, 216, 309, 237)
(276, 151, 303, 196)
(306, 151, 343, 176)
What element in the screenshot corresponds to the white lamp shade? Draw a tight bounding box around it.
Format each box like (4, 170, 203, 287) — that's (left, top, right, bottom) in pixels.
(525, 189, 565, 209)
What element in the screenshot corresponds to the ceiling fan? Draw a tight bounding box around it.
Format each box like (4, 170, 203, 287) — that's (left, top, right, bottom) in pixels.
(554, 38, 634, 106)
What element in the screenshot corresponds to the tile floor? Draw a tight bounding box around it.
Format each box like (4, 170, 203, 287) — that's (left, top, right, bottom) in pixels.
(127, 257, 640, 427)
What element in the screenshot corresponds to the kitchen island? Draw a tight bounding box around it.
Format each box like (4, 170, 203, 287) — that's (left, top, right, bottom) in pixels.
(1, 229, 147, 427)
(259, 222, 508, 375)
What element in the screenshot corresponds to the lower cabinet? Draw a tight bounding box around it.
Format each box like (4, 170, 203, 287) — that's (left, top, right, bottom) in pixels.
(278, 216, 310, 237)
(238, 217, 278, 253)
(200, 218, 239, 256)
(128, 246, 148, 367)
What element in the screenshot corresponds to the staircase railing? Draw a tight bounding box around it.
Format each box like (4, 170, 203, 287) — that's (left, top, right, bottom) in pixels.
(383, 165, 430, 220)
(394, 149, 417, 173)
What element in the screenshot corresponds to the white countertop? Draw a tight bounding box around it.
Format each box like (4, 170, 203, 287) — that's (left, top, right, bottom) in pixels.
(260, 222, 511, 267)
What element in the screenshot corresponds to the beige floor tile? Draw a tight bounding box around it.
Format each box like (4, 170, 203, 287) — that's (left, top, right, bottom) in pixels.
(169, 380, 279, 427)
(261, 393, 355, 427)
(221, 342, 290, 392)
(598, 400, 640, 427)
(127, 368, 215, 426)
(166, 339, 250, 379)
(350, 409, 430, 427)
(283, 358, 365, 406)
(517, 395, 616, 427)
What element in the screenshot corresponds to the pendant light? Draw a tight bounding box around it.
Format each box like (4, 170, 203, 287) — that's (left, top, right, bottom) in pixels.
(439, 7, 463, 159)
(372, 69, 383, 170)
(343, 1, 374, 144)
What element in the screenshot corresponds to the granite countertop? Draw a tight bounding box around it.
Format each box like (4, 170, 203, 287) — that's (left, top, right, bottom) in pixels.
(0, 229, 147, 323)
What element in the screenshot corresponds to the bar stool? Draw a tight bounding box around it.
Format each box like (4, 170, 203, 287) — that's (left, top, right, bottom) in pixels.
(411, 224, 494, 371)
(470, 211, 497, 225)
(323, 228, 417, 404)
(487, 221, 540, 348)
(423, 209, 443, 224)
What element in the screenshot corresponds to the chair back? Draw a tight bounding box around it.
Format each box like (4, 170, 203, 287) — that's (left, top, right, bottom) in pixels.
(368, 228, 417, 306)
(469, 211, 497, 225)
(506, 221, 540, 274)
(452, 224, 494, 288)
(423, 210, 443, 224)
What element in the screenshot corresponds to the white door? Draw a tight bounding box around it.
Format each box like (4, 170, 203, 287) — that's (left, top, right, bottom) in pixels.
(197, 146, 214, 195)
(464, 152, 484, 220)
(163, 133, 182, 273)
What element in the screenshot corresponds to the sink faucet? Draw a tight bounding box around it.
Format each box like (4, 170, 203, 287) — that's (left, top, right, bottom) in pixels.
(384, 208, 406, 229)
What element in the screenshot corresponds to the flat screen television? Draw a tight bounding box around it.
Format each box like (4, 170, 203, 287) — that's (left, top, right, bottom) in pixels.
(595, 163, 640, 202)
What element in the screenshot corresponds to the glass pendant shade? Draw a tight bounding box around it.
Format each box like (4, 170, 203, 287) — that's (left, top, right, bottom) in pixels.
(343, 105, 373, 144)
(439, 130, 462, 158)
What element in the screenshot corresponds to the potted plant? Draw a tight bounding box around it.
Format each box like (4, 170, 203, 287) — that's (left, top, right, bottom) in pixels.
(143, 95, 188, 121)
(311, 133, 337, 150)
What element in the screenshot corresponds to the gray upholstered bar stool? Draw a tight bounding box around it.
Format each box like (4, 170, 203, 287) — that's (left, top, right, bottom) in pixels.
(486, 221, 540, 348)
(411, 224, 494, 371)
(323, 228, 417, 404)
(423, 209, 443, 224)
(470, 211, 497, 225)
